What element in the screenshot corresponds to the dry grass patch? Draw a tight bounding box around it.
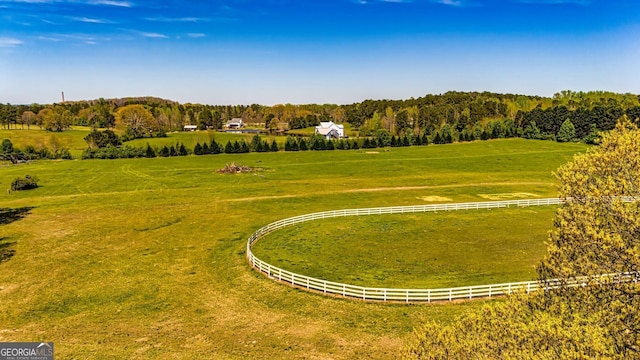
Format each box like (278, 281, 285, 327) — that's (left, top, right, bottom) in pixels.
(478, 192, 540, 200)
(416, 196, 453, 202)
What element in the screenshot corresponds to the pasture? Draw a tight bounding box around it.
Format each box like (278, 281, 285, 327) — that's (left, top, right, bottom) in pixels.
(252, 206, 556, 290)
(0, 127, 274, 158)
(0, 139, 587, 359)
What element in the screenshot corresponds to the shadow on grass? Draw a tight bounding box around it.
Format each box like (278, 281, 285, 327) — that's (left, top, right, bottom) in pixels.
(0, 239, 16, 264)
(0, 207, 34, 226)
(0, 207, 34, 264)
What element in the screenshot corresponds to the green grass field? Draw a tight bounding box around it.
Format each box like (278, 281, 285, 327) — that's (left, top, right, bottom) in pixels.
(0, 127, 281, 158)
(253, 206, 556, 289)
(0, 138, 587, 359)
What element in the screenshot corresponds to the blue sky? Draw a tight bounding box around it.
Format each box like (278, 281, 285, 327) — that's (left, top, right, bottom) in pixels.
(1, 0, 639, 105)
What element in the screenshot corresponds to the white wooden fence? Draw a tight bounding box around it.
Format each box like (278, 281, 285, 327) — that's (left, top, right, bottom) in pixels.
(246, 198, 636, 303)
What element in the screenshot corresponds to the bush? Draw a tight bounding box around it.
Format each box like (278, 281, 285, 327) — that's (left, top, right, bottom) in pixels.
(11, 175, 39, 191)
(2, 139, 13, 153)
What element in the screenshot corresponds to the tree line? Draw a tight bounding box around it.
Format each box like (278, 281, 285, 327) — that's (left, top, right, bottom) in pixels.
(2, 91, 638, 143)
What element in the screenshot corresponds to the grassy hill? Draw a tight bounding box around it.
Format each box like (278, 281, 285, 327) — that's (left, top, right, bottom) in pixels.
(0, 139, 587, 359)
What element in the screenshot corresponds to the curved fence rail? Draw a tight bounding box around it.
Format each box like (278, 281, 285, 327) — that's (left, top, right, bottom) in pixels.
(246, 198, 636, 303)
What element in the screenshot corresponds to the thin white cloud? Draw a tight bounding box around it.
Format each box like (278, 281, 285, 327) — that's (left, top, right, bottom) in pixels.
(73, 16, 112, 24)
(187, 33, 206, 38)
(0, 37, 23, 47)
(0, 0, 59, 3)
(88, 0, 133, 7)
(37, 35, 62, 41)
(141, 32, 167, 39)
(145, 16, 204, 23)
(516, 0, 591, 4)
(434, 0, 464, 6)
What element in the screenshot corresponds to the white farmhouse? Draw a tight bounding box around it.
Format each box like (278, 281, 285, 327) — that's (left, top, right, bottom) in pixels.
(226, 118, 243, 129)
(315, 121, 344, 139)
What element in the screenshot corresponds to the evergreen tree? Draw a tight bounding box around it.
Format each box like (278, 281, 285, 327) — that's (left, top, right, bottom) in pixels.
(413, 134, 422, 146)
(250, 134, 262, 152)
(523, 121, 542, 139)
(169, 145, 177, 156)
(210, 139, 222, 154)
(194, 142, 203, 155)
(351, 140, 359, 149)
(433, 132, 443, 144)
(178, 143, 188, 156)
(441, 124, 454, 143)
(298, 138, 308, 151)
(390, 135, 398, 147)
(326, 140, 335, 150)
(240, 141, 250, 153)
(363, 138, 371, 148)
(145, 143, 156, 158)
(556, 119, 576, 142)
(284, 137, 295, 151)
(224, 141, 234, 154)
(159, 145, 170, 157)
(270, 140, 279, 152)
(202, 142, 210, 154)
(402, 135, 411, 146)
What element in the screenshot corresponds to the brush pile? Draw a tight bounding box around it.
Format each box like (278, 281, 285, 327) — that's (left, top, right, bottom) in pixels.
(216, 162, 256, 174)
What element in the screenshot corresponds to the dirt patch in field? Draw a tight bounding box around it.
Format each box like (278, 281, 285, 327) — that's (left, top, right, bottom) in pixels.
(365, 151, 379, 154)
(416, 196, 453, 202)
(478, 192, 540, 200)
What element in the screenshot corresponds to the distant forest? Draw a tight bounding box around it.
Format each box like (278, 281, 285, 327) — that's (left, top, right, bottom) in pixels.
(1, 91, 639, 143)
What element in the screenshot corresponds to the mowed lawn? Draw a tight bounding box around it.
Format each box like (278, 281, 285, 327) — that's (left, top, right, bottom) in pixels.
(0, 139, 587, 359)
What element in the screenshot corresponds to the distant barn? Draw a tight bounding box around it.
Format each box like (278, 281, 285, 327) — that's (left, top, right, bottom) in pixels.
(183, 125, 198, 131)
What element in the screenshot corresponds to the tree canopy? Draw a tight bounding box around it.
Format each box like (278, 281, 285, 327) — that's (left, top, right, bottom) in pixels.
(404, 118, 640, 359)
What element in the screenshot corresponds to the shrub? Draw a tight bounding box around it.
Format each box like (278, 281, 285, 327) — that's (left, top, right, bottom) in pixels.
(11, 175, 39, 191)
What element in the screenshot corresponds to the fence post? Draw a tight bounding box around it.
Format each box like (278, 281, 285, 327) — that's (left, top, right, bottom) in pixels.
(428, 290, 431, 303)
(406, 290, 409, 303)
(488, 285, 492, 298)
(343, 284, 346, 297)
(292, 273, 295, 285)
(449, 289, 452, 301)
(469, 287, 472, 299)
(323, 281, 327, 294)
(384, 289, 387, 302)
